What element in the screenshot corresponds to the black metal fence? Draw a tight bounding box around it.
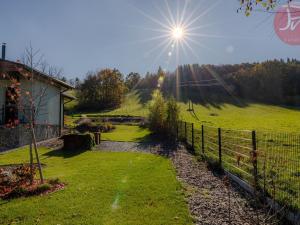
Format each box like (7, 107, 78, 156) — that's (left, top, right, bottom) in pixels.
(177, 121, 300, 212)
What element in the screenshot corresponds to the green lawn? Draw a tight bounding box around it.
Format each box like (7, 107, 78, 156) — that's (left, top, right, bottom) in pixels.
(70, 91, 300, 132)
(0, 147, 192, 225)
(101, 125, 152, 142)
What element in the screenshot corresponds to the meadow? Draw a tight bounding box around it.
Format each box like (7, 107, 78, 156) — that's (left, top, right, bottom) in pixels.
(67, 91, 300, 132)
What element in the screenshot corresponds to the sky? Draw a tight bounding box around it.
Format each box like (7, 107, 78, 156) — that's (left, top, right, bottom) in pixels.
(1, 0, 300, 79)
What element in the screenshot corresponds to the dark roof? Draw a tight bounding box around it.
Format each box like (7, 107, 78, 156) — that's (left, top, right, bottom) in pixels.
(0, 59, 74, 90)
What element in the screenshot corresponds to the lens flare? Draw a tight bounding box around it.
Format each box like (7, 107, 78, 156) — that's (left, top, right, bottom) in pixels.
(172, 26, 185, 40)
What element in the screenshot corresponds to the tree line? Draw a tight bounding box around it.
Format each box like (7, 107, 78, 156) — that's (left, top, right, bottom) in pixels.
(135, 59, 300, 106)
(75, 58, 300, 111)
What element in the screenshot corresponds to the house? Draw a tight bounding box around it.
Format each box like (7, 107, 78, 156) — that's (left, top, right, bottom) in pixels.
(0, 43, 75, 150)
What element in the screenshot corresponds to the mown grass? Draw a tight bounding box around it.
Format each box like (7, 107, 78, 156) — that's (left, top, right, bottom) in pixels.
(68, 91, 300, 132)
(0, 147, 192, 225)
(101, 125, 152, 142)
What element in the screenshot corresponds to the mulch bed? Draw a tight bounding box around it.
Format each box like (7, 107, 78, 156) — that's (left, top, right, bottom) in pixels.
(171, 145, 281, 225)
(0, 179, 65, 200)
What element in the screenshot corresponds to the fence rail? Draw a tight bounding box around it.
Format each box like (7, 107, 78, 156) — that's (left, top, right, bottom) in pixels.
(177, 120, 300, 213)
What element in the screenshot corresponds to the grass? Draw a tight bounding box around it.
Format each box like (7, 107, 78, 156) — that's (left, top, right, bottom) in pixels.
(101, 125, 152, 142)
(0, 147, 192, 225)
(69, 91, 300, 132)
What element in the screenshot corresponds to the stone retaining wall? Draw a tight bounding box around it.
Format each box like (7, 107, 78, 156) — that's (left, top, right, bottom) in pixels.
(0, 124, 60, 151)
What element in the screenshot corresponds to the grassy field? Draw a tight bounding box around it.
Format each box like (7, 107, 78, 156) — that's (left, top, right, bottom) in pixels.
(0, 147, 192, 225)
(101, 125, 152, 142)
(68, 91, 300, 132)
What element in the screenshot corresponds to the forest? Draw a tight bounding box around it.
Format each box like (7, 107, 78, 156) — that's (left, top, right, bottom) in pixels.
(137, 59, 300, 106)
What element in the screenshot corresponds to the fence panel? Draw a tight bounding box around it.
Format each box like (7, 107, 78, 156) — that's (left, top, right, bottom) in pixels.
(257, 132, 300, 211)
(177, 121, 300, 212)
(220, 128, 254, 185)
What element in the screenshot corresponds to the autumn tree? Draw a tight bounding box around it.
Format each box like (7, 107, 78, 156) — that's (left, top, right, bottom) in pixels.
(239, 0, 293, 15)
(78, 68, 125, 110)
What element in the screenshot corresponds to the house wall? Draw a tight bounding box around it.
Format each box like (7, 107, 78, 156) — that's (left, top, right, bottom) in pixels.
(20, 79, 61, 126)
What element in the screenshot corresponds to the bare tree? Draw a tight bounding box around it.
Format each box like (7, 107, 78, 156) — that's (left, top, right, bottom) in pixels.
(0, 44, 57, 184)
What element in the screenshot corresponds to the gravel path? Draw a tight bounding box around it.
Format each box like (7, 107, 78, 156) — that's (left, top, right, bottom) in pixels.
(95, 140, 171, 155)
(172, 145, 280, 225)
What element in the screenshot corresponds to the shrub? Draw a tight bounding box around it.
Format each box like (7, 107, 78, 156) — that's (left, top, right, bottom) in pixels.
(148, 90, 166, 134)
(166, 97, 180, 138)
(48, 178, 61, 185)
(148, 91, 180, 139)
(76, 120, 115, 133)
(60, 133, 95, 150)
(35, 184, 51, 194)
(0, 165, 36, 189)
(76, 120, 100, 133)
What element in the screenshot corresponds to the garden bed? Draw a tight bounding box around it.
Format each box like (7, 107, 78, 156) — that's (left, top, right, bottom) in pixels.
(0, 164, 65, 200)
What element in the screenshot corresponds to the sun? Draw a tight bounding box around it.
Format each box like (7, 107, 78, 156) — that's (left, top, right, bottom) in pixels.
(172, 26, 185, 40)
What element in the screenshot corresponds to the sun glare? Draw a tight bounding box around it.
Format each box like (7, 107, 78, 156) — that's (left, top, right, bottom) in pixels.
(172, 26, 184, 40)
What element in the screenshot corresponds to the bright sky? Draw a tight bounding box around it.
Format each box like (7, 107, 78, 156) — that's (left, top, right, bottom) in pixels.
(1, 0, 299, 79)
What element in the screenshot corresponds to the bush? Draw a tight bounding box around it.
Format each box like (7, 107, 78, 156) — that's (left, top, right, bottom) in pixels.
(60, 133, 95, 150)
(76, 120, 115, 133)
(166, 97, 180, 138)
(76, 120, 100, 133)
(35, 184, 51, 194)
(48, 178, 61, 185)
(148, 90, 166, 134)
(148, 91, 180, 139)
(0, 165, 36, 189)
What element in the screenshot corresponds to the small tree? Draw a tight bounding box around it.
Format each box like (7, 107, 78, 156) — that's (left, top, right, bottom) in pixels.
(0, 44, 61, 184)
(166, 97, 180, 138)
(148, 90, 166, 134)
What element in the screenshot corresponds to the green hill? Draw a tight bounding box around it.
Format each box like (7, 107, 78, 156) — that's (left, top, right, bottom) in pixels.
(67, 90, 300, 132)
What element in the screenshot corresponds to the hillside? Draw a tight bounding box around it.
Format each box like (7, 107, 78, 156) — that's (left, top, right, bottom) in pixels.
(67, 91, 300, 132)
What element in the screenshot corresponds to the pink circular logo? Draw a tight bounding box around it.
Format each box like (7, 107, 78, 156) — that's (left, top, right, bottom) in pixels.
(274, 2, 300, 45)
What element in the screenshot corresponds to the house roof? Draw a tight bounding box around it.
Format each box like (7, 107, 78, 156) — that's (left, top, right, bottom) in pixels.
(0, 59, 74, 90)
(62, 92, 77, 100)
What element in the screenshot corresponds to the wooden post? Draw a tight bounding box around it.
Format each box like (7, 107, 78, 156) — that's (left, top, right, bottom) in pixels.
(184, 122, 187, 142)
(252, 130, 258, 190)
(176, 122, 179, 140)
(218, 128, 222, 165)
(201, 125, 205, 154)
(191, 123, 194, 151)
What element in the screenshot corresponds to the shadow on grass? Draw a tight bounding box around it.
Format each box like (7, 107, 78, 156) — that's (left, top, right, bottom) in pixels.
(133, 133, 157, 143)
(42, 148, 87, 159)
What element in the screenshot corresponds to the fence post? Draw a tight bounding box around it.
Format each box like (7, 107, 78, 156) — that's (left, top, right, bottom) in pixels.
(176, 122, 179, 140)
(191, 123, 194, 151)
(252, 130, 258, 190)
(201, 125, 205, 154)
(218, 128, 222, 166)
(184, 122, 187, 142)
